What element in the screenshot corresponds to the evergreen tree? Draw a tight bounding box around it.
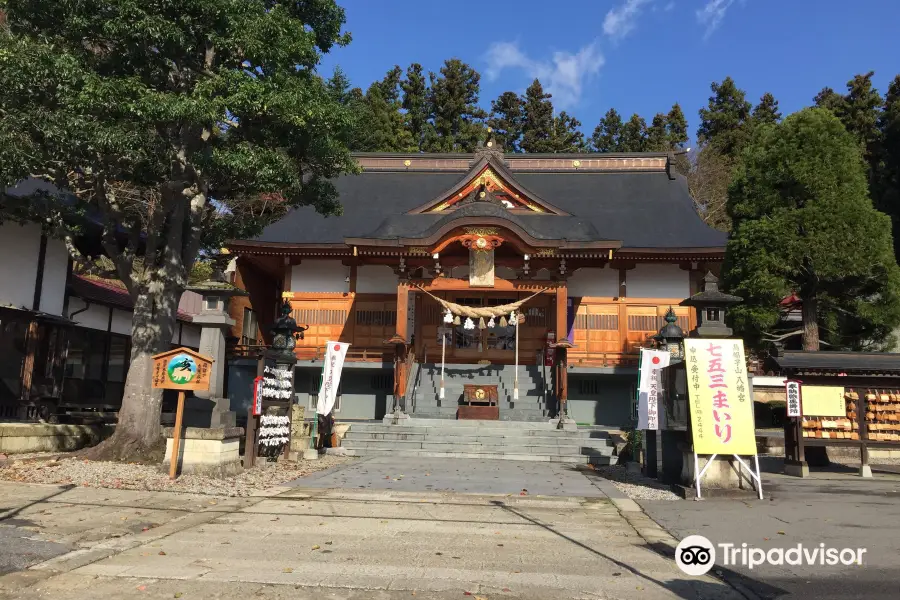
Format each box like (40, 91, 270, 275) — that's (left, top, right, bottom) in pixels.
(840, 72, 883, 168)
(697, 76, 752, 158)
(751, 92, 781, 125)
(401, 63, 429, 151)
(591, 108, 624, 152)
(646, 113, 669, 151)
(665, 103, 689, 149)
(724, 108, 900, 352)
(358, 67, 415, 152)
(424, 58, 486, 153)
(521, 79, 554, 153)
(549, 111, 586, 153)
(875, 75, 900, 259)
(488, 91, 525, 152)
(814, 86, 846, 114)
(619, 114, 648, 152)
(327, 69, 368, 151)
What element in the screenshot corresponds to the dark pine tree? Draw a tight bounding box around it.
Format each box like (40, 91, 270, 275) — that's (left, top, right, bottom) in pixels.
(424, 59, 487, 153)
(646, 113, 669, 151)
(697, 76, 752, 158)
(665, 103, 689, 149)
(875, 75, 900, 260)
(401, 63, 429, 151)
(591, 108, 623, 152)
(549, 111, 586, 152)
(488, 91, 525, 152)
(814, 86, 847, 114)
(619, 113, 648, 152)
(751, 92, 781, 125)
(521, 79, 554, 153)
(841, 72, 883, 170)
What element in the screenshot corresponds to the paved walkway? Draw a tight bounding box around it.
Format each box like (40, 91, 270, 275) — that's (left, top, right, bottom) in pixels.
(0, 464, 743, 600)
(641, 469, 900, 600)
(291, 456, 606, 497)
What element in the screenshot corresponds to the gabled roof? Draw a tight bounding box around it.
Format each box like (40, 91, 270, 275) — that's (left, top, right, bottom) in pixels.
(243, 152, 727, 253)
(70, 275, 195, 322)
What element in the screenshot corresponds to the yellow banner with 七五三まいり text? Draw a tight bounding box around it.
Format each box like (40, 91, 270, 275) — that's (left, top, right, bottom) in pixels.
(684, 339, 757, 455)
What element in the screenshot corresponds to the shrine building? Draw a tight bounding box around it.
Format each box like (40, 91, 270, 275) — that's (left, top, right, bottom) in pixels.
(226, 141, 726, 426)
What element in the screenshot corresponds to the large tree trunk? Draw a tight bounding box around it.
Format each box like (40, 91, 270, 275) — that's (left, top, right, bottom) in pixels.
(83, 281, 181, 461)
(801, 294, 820, 351)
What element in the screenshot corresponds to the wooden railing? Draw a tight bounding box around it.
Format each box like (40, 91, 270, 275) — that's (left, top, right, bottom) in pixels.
(294, 346, 389, 362)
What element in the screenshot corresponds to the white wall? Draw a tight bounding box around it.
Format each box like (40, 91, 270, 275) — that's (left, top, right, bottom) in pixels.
(568, 267, 618, 298)
(0, 222, 41, 309)
(67, 298, 112, 331)
(39, 237, 68, 316)
(290, 260, 348, 293)
(356, 265, 398, 294)
(626, 263, 690, 299)
(110, 309, 133, 335)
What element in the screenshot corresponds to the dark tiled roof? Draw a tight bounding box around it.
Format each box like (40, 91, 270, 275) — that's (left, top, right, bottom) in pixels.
(253, 169, 726, 250)
(775, 352, 900, 373)
(70, 275, 193, 322)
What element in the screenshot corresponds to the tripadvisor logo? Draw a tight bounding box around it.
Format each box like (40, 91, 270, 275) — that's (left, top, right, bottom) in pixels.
(675, 535, 867, 575)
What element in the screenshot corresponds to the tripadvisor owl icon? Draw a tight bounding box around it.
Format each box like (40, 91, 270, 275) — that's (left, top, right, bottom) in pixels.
(676, 535, 716, 576)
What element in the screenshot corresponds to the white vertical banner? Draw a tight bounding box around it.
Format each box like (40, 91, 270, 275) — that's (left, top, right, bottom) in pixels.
(317, 341, 351, 416)
(637, 349, 670, 430)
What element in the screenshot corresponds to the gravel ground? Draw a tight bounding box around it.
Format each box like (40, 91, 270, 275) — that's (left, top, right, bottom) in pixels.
(589, 464, 681, 501)
(0, 455, 351, 497)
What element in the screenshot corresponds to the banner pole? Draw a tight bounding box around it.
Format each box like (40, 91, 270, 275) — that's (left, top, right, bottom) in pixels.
(440, 331, 446, 400)
(694, 451, 702, 499)
(514, 315, 519, 401)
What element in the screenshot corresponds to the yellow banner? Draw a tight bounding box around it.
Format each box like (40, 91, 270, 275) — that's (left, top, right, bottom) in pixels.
(801, 385, 846, 417)
(684, 339, 757, 455)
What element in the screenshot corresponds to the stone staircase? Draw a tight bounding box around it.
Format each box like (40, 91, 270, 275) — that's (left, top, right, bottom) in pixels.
(407, 363, 554, 421)
(340, 419, 616, 465)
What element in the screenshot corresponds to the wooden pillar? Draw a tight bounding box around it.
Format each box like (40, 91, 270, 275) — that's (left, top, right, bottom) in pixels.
(555, 284, 569, 419)
(396, 281, 409, 343)
(19, 320, 40, 407)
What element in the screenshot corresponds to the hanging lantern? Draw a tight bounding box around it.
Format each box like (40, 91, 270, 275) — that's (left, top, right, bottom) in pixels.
(499, 315, 508, 327)
(487, 316, 496, 328)
(454, 315, 461, 326)
(443, 309, 453, 324)
(464, 317, 475, 330)
(478, 317, 486, 329)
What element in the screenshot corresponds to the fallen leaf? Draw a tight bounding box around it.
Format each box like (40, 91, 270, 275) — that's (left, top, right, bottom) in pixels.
(464, 593, 473, 597)
(312, 545, 321, 550)
(777, 531, 786, 535)
(283, 567, 293, 573)
(503, 588, 511, 592)
(141, 527, 150, 532)
(208, 500, 217, 505)
(380, 520, 388, 524)
(763, 537, 769, 541)
(325, 541, 333, 545)
(497, 544, 504, 547)
(612, 572, 621, 577)
(158, 551, 167, 556)
(436, 552, 443, 556)
(121, 517, 128, 521)
(137, 585, 147, 591)
(175, 594, 183, 599)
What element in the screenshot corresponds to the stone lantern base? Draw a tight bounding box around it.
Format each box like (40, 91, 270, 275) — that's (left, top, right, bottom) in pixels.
(164, 426, 244, 477)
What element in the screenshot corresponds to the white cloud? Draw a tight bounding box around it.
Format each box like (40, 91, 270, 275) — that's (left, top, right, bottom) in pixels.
(664, 1, 676, 11)
(602, 0, 653, 42)
(697, 0, 736, 39)
(484, 41, 604, 109)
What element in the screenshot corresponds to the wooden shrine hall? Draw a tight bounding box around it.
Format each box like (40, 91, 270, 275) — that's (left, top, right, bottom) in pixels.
(226, 138, 726, 426)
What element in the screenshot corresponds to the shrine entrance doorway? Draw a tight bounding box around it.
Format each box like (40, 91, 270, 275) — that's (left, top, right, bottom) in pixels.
(417, 290, 552, 366)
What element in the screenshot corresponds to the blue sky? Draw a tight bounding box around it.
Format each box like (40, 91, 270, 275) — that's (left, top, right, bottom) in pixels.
(319, 0, 900, 141)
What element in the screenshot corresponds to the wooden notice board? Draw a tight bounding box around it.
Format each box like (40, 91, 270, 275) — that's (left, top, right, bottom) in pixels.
(151, 348, 213, 479)
(152, 348, 213, 391)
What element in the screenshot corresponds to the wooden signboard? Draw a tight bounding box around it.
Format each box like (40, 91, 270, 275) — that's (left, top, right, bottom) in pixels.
(151, 348, 213, 479)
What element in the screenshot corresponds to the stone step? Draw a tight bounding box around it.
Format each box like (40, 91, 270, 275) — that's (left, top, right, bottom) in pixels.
(337, 448, 613, 465)
(343, 432, 611, 446)
(341, 440, 615, 456)
(346, 427, 613, 440)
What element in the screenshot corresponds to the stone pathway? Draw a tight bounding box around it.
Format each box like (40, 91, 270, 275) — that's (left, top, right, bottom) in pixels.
(289, 456, 605, 497)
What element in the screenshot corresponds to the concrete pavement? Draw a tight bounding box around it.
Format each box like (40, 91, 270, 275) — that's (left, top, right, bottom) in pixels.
(0, 462, 744, 600)
(641, 469, 900, 600)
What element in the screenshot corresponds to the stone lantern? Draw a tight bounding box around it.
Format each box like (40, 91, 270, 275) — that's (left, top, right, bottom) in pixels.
(653, 307, 685, 362)
(184, 277, 248, 428)
(680, 272, 742, 338)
